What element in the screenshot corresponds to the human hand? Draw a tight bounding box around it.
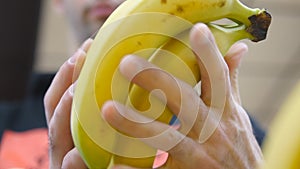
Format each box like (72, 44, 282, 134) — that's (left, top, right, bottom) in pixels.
(44, 23, 262, 169)
(102, 23, 263, 169)
(44, 38, 93, 169)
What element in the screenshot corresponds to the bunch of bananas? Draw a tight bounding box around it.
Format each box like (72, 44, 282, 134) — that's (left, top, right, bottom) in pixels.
(71, 0, 271, 168)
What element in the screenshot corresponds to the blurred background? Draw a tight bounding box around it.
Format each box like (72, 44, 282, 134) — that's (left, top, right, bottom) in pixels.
(2, 0, 299, 131)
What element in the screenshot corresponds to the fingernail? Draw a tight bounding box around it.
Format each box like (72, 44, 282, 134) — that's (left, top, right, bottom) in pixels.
(195, 23, 213, 44)
(68, 49, 86, 65)
(119, 55, 141, 80)
(101, 101, 112, 116)
(68, 54, 77, 65)
(101, 101, 119, 123)
(80, 38, 93, 52)
(69, 83, 75, 96)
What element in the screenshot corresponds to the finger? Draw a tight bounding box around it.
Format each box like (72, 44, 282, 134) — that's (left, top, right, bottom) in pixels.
(102, 101, 219, 169)
(190, 23, 233, 142)
(44, 38, 92, 124)
(224, 42, 248, 104)
(48, 85, 74, 169)
(224, 42, 248, 73)
(119, 55, 204, 133)
(190, 23, 231, 106)
(102, 101, 186, 152)
(61, 148, 88, 169)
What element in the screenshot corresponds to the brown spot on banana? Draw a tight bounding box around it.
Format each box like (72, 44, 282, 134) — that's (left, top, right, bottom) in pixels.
(217, 0, 226, 8)
(176, 5, 184, 13)
(161, 0, 167, 4)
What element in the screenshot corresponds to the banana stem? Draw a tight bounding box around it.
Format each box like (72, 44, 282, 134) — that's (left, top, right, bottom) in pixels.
(227, 0, 272, 42)
(228, 0, 261, 26)
(208, 23, 251, 55)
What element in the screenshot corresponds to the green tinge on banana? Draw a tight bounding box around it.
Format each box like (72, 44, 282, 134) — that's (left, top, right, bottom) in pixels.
(71, 0, 271, 168)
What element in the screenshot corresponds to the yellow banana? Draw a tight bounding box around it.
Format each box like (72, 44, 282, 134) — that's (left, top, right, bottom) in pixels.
(260, 81, 300, 169)
(112, 29, 199, 167)
(71, 0, 271, 168)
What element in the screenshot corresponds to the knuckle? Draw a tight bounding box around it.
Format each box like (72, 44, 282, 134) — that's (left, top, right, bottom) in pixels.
(48, 123, 56, 153)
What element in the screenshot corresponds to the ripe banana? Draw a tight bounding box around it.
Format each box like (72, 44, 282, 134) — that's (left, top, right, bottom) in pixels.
(71, 0, 271, 168)
(260, 81, 300, 169)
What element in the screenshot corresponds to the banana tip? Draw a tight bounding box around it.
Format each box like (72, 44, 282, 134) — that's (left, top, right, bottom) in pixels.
(247, 10, 272, 42)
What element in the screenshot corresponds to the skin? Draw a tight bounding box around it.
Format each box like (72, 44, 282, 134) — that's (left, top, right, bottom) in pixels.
(44, 0, 263, 168)
(53, 0, 124, 45)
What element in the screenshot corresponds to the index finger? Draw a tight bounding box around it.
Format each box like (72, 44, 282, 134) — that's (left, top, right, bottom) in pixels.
(190, 23, 231, 143)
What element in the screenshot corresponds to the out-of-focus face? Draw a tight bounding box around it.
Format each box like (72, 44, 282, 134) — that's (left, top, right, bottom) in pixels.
(55, 0, 125, 43)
